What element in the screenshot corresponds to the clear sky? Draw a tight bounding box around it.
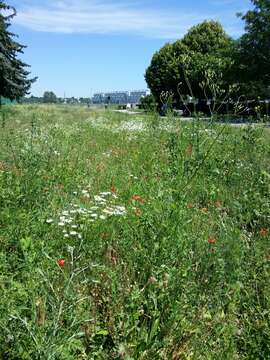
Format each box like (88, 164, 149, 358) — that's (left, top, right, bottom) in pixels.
(7, 0, 252, 97)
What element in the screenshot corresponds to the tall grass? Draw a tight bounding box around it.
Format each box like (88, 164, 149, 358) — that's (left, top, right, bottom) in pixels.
(0, 105, 270, 359)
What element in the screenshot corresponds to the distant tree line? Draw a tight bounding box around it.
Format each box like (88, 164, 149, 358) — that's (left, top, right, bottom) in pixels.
(20, 92, 91, 105)
(145, 0, 270, 114)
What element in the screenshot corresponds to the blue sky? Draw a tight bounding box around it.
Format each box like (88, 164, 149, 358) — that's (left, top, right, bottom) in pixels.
(7, 0, 251, 97)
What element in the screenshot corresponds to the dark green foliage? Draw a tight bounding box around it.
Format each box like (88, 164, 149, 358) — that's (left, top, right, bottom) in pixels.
(146, 5, 270, 105)
(182, 21, 232, 54)
(42, 91, 58, 104)
(140, 94, 157, 112)
(145, 21, 235, 107)
(0, 1, 36, 101)
(238, 0, 270, 93)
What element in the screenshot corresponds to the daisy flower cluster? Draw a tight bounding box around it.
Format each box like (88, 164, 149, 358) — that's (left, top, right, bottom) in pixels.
(46, 189, 127, 239)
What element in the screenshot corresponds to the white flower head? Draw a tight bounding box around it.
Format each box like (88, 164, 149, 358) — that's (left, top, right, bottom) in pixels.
(94, 195, 106, 203)
(67, 245, 74, 253)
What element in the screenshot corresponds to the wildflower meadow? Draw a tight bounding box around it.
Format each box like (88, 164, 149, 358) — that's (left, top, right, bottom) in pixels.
(0, 105, 270, 359)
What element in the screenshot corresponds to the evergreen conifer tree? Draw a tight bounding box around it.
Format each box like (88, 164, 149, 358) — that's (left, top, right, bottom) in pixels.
(0, 1, 36, 103)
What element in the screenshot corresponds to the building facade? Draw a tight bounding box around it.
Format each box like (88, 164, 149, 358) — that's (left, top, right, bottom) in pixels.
(92, 90, 149, 105)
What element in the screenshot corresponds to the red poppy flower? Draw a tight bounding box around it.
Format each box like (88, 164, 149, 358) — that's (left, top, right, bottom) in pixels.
(187, 203, 194, 209)
(57, 259, 65, 268)
(208, 238, 217, 245)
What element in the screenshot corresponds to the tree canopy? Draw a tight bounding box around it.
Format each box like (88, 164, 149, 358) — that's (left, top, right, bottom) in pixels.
(0, 1, 36, 102)
(145, 21, 235, 108)
(237, 0, 270, 97)
(146, 2, 270, 109)
(43, 91, 58, 104)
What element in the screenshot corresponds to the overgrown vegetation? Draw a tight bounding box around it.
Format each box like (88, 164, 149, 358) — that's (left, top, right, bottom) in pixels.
(0, 105, 269, 359)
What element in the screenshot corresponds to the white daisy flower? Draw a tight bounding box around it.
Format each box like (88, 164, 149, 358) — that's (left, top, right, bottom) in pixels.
(115, 206, 126, 212)
(90, 206, 99, 210)
(100, 192, 111, 197)
(94, 195, 106, 203)
(103, 208, 114, 215)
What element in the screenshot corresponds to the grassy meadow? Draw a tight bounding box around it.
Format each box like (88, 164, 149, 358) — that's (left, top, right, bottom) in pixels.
(0, 105, 270, 359)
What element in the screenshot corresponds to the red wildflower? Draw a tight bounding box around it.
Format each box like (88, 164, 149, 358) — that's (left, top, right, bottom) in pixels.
(187, 203, 194, 209)
(57, 259, 65, 268)
(111, 186, 117, 193)
(259, 228, 268, 237)
(131, 195, 145, 204)
(208, 238, 217, 245)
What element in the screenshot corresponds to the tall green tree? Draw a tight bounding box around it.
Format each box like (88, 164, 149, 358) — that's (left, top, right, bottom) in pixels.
(145, 21, 235, 108)
(43, 91, 58, 104)
(238, 0, 270, 97)
(0, 1, 36, 103)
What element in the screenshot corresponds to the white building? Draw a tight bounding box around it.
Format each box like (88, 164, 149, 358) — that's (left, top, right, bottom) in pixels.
(92, 90, 149, 105)
(128, 90, 149, 104)
(104, 91, 129, 104)
(92, 93, 104, 104)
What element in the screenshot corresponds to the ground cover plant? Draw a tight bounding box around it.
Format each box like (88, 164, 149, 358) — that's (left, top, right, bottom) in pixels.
(0, 105, 270, 359)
